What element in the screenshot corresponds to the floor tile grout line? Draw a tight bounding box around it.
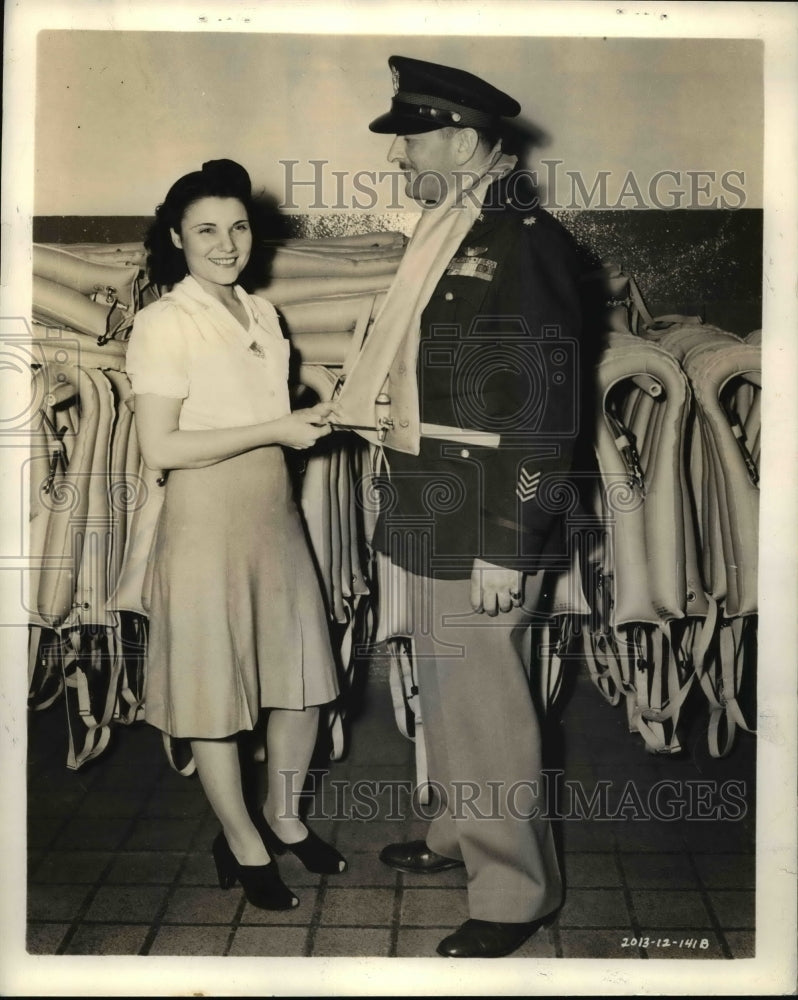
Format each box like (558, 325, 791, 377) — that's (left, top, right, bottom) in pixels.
(99, 741, 202, 956)
(612, 842, 647, 959)
(550, 917, 564, 958)
(51, 852, 119, 955)
(564, 884, 743, 894)
(222, 894, 249, 956)
(28, 751, 104, 859)
(47, 764, 157, 956)
(34, 917, 707, 931)
(138, 850, 194, 955)
(26, 818, 69, 873)
(126, 768, 202, 955)
(685, 851, 736, 959)
(388, 871, 404, 957)
(28, 665, 757, 959)
(304, 874, 330, 957)
(32, 839, 753, 950)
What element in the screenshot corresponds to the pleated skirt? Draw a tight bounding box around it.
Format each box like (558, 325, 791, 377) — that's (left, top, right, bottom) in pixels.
(143, 446, 339, 738)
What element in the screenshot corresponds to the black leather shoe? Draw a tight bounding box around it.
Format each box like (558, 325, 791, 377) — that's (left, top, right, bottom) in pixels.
(436, 917, 550, 958)
(254, 813, 347, 874)
(211, 832, 298, 911)
(379, 839, 464, 874)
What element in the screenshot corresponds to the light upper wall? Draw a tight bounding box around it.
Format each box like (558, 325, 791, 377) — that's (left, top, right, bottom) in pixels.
(34, 31, 763, 215)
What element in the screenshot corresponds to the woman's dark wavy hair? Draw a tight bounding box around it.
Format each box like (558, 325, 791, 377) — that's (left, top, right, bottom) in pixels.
(144, 159, 269, 290)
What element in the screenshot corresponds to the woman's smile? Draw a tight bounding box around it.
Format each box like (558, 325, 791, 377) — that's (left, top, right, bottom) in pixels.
(170, 195, 253, 294)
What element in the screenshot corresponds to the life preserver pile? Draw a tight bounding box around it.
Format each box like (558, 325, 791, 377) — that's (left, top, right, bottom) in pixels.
(579, 271, 760, 757)
(26, 241, 759, 768)
(27, 234, 404, 769)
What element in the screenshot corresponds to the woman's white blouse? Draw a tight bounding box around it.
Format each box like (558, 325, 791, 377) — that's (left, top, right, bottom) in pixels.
(125, 275, 291, 430)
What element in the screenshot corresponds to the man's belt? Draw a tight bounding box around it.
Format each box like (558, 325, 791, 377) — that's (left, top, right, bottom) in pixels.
(420, 422, 500, 448)
(331, 419, 500, 449)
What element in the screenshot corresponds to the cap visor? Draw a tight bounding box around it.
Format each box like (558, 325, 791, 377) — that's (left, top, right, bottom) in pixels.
(368, 110, 445, 134)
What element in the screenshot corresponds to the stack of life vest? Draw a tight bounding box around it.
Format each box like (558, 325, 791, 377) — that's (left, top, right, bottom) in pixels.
(26, 238, 761, 769)
(578, 266, 760, 757)
(26, 233, 405, 769)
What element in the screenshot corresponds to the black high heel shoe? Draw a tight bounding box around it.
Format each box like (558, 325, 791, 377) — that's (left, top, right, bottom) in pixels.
(212, 832, 299, 910)
(254, 814, 347, 874)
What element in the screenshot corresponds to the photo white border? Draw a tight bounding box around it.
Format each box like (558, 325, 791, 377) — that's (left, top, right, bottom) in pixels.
(2, 1, 796, 995)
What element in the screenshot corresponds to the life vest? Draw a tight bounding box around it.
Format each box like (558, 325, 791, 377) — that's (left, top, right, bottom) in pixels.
(580, 263, 760, 757)
(33, 243, 140, 310)
(593, 333, 697, 627)
(27, 235, 404, 770)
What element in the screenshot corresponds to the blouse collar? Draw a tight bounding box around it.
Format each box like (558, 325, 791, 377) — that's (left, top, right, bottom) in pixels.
(167, 274, 244, 312)
(167, 275, 258, 332)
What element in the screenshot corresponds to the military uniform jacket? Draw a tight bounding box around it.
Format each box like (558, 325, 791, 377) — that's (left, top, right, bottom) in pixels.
(372, 175, 583, 579)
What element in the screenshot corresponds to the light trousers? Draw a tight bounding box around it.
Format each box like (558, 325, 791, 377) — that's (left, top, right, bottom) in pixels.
(407, 569, 562, 923)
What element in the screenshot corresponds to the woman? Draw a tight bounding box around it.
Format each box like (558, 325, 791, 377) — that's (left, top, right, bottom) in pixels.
(125, 159, 346, 911)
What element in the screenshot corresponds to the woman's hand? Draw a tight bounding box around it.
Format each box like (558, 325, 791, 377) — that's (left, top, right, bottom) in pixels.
(133, 395, 342, 470)
(274, 401, 339, 450)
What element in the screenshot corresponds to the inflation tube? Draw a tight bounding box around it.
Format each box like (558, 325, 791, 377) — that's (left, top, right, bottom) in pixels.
(33, 244, 140, 309)
(256, 271, 395, 307)
(278, 293, 383, 335)
(36, 366, 100, 626)
(683, 344, 761, 618)
(70, 367, 117, 629)
(103, 368, 138, 597)
(31, 326, 128, 372)
(33, 276, 125, 342)
(268, 247, 403, 279)
(595, 335, 695, 626)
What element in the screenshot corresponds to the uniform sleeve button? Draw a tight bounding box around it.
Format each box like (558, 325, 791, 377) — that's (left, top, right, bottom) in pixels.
(399, 418, 409, 428)
(397, 362, 406, 374)
(459, 448, 470, 458)
(444, 291, 454, 302)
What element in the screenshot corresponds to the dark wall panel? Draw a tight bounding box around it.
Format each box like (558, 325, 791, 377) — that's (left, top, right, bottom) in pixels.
(33, 209, 762, 337)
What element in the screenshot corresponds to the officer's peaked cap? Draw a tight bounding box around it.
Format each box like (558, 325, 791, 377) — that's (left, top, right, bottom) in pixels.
(369, 55, 521, 134)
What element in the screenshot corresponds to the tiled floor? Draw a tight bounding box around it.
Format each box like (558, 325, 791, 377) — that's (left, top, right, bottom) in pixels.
(26, 648, 756, 961)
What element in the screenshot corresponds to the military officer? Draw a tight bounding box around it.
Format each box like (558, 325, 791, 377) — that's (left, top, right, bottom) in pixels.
(340, 55, 583, 958)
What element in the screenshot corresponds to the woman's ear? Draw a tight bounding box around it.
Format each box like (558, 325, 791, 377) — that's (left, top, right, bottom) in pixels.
(170, 228, 183, 250)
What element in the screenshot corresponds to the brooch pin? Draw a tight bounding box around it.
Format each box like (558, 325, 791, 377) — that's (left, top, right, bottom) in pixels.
(249, 341, 266, 359)
(463, 246, 488, 257)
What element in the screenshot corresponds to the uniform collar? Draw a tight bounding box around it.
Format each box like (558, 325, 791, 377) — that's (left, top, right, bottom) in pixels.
(476, 172, 541, 222)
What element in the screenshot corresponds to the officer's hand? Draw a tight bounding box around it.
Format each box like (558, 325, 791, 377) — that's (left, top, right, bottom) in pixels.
(470, 558, 523, 616)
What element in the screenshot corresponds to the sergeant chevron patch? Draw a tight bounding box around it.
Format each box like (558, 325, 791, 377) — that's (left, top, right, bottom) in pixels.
(516, 468, 541, 502)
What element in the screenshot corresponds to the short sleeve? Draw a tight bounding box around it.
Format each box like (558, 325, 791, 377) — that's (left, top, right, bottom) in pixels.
(125, 301, 190, 398)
